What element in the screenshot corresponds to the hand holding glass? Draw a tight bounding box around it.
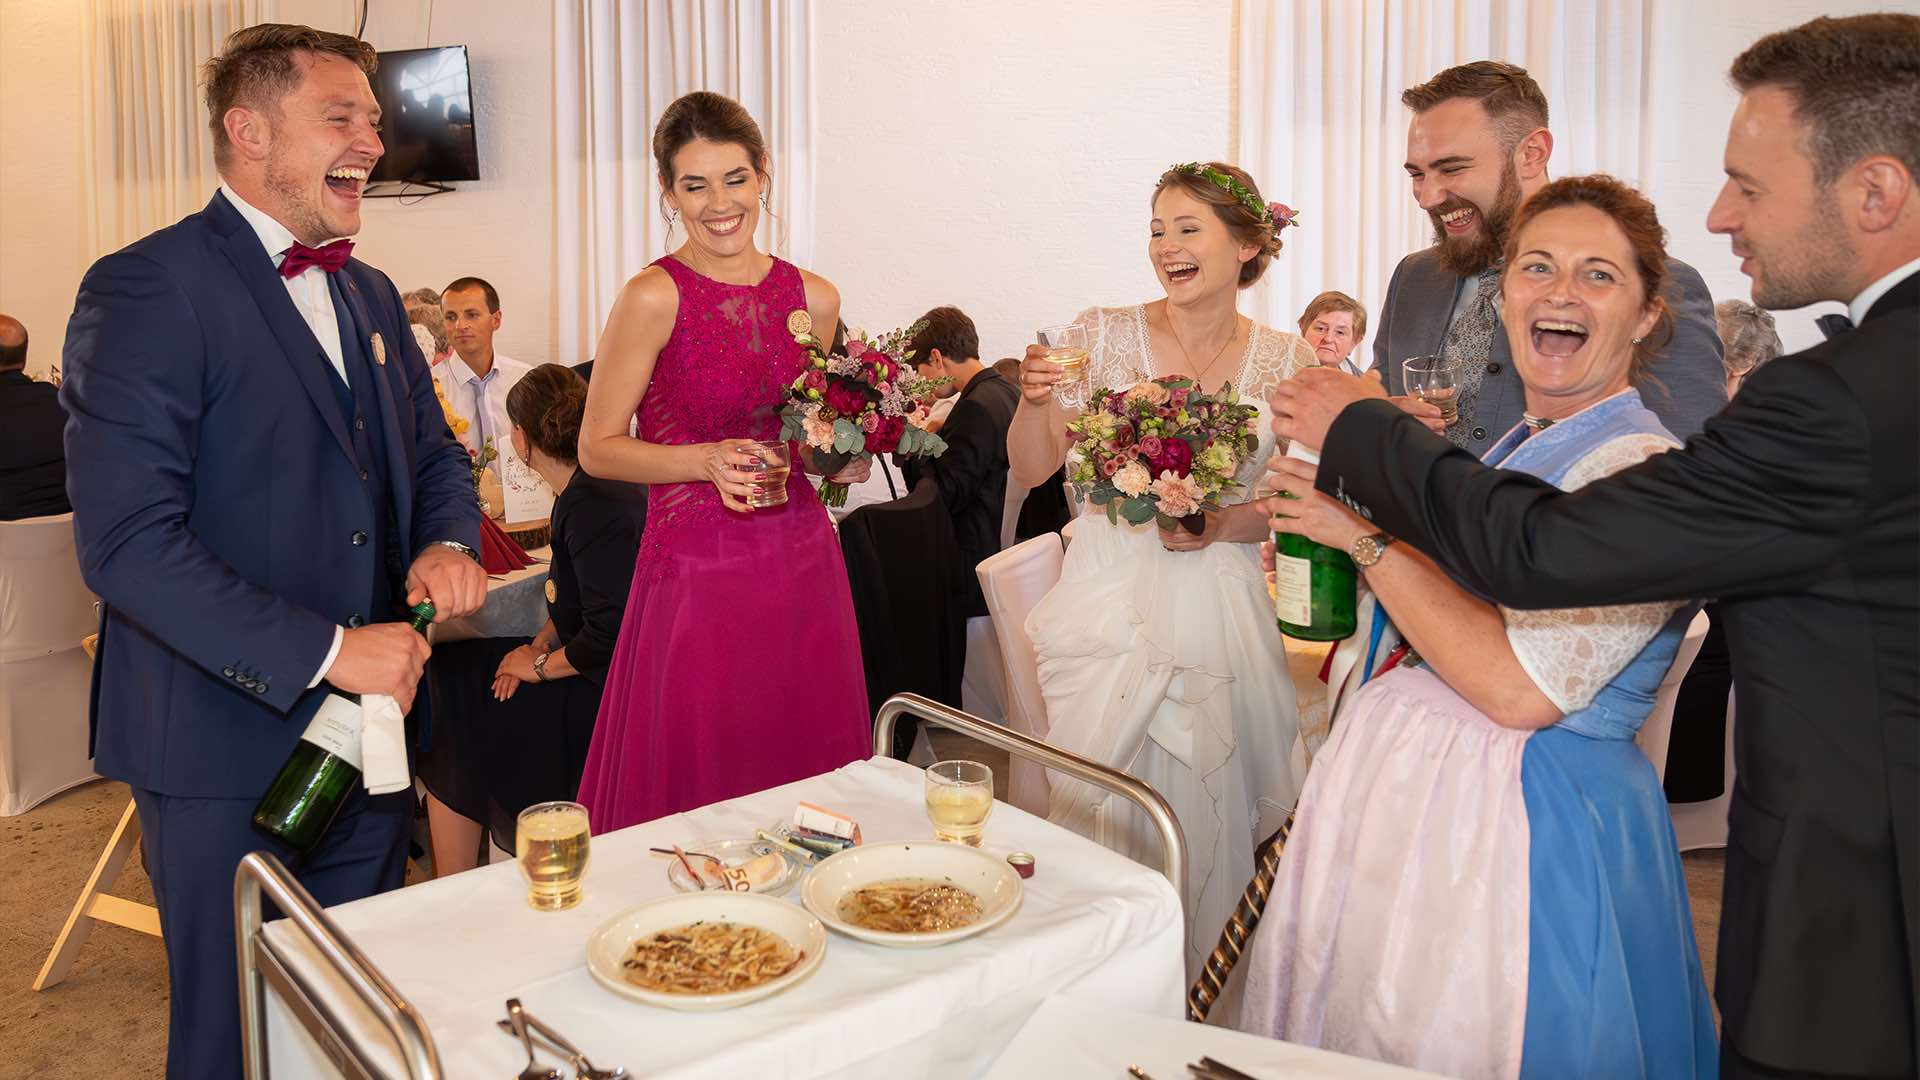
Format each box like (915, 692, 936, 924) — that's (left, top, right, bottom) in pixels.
(742, 440, 791, 508)
(517, 800, 590, 911)
(1037, 324, 1092, 411)
(925, 760, 994, 846)
(1403, 357, 1461, 425)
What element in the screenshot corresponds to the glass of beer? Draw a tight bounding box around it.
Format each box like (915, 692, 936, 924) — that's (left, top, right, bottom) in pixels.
(516, 800, 590, 911)
(1403, 356, 1461, 425)
(925, 760, 994, 846)
(1037, 323, 1092, 411)
(742, 440, 792, 508)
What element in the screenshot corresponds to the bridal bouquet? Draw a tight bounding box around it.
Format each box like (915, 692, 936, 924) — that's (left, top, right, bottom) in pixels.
(779, 312, 949, 507)
(1064, 376, 1260, 533)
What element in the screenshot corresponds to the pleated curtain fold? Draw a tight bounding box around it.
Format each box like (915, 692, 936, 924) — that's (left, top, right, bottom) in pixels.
(550, 0, 813, 368)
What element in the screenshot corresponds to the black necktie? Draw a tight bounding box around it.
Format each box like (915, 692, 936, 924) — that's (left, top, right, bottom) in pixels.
(1816, 313, 1855, 341)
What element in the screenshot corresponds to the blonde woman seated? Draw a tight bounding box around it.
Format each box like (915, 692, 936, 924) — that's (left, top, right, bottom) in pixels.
(1241, 175, 1715, 1079)
(1007, 162, 1315, 974)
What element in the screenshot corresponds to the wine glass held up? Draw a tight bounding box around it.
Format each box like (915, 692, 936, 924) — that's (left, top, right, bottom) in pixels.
(1036, 323, 1092, 411)
(1402, 356, 1462, 426)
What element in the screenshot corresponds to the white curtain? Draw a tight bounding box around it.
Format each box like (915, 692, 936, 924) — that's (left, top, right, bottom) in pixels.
(550, 0, 813, 367)
(1233, 0, 1655, 338)
(81, 0, 267, 256)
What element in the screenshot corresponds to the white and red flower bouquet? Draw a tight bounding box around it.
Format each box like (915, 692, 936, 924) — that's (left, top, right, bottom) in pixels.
(1064, 376, 1260, 533)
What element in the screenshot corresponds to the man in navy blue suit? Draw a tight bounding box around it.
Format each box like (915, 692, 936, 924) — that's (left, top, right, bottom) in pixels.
(60, 25, 486, 1078)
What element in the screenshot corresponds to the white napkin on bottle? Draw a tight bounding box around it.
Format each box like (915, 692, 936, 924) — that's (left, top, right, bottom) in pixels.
(359, 693, 412, 795)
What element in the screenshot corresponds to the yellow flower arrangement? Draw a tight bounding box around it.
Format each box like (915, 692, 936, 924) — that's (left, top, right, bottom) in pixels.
(434, 379, 470, 438)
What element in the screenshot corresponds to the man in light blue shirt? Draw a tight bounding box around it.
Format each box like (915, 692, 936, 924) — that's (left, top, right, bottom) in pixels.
(435, 276, 533, 479)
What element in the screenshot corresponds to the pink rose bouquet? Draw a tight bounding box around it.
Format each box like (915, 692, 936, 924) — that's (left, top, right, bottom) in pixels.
(1062, 375, 1260, 533)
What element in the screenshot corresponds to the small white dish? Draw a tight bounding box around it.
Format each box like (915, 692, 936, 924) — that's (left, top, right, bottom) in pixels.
(585, 892, 826, 1011)
(665, 838, 807, 896)
(801, 841, 1023, 949)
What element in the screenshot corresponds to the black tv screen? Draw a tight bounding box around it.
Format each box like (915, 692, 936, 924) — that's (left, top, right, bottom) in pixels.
(369, 46, 480, 183)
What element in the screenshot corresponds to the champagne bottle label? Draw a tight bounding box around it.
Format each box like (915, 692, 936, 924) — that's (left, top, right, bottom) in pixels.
(298, 693, 365, 771)
(1273, 552, 1314, 625)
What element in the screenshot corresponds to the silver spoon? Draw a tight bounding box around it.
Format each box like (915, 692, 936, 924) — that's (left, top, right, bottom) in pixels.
(505, 998, 562, 1080)
(495, 1016, 630, 1079)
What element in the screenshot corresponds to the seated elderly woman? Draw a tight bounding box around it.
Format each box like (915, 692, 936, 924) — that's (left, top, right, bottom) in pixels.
(1239, 176, 1716, 1079)
(1295, 290, 1370, 375)
(1715, 297, 1783, 398)
(420, 364, 646, 873)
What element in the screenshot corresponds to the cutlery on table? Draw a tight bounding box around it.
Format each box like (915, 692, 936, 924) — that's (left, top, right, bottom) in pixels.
(504, 997, 562, 1080)
(1186, 1057, 1261, 1080)
(494, 1015, 630, 1079)
(1127, 1067, 1157, 1080)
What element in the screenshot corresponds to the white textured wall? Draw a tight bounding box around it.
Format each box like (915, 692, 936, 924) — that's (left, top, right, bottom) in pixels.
(0, 0, 87, 378)
(812, 0, 1234, 361)
(1647, 0, 1905, 357)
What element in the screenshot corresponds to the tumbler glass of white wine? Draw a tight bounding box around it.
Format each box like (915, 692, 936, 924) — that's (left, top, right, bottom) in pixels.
(924, 760, 994, 847)
(1403, 356, 1462, 426)
(742, 440, 792, 508)
(516, 800, 591, 911)
(1037, 323, 1092, 411)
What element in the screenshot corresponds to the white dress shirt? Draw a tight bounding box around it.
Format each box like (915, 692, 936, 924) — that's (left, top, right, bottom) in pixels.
(219, 185, 355, 687)
(1848, 255, 1920, 327)
(433, 351, 533, 477)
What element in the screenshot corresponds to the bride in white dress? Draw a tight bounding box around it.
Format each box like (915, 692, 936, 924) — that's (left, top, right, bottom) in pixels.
(1007, 163, 1315, 974)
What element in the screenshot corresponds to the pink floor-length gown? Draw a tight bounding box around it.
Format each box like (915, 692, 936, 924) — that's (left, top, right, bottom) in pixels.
(575, 255, 869, 832)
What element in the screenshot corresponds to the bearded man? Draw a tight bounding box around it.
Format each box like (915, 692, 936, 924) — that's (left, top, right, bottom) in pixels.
(1374, 61, 1727, 448)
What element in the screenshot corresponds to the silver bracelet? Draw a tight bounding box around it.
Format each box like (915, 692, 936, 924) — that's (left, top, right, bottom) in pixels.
(427, 539, 479, 562)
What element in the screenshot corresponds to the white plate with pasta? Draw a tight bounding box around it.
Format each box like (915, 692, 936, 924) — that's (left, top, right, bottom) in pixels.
(801, 841, 1023, 949)
(585, 892, 827, 1011)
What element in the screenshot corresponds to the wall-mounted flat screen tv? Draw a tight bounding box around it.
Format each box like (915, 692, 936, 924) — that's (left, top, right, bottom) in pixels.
(369, 46, 480, 184)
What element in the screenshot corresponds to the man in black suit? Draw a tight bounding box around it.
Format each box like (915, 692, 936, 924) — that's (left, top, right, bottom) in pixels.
(1376, 61, 1726, 446)
(904, 306, 1019, 615)
(0, 315, 70, 520)
(1268, 15, 1918, 1078)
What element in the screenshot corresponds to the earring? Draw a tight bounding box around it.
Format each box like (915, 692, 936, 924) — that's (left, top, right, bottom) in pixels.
(669, 209, 679, 231)
(1631, 336, 1646, 344)
(759, 193, 770, 210)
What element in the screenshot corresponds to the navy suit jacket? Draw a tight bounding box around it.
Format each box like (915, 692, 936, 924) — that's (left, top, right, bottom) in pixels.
(1373, 246, 1728, 444)
(60, 191, 481, 799)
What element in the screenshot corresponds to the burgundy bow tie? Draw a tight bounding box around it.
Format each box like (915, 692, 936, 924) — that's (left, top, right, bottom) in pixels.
(279, 239, 353, 279)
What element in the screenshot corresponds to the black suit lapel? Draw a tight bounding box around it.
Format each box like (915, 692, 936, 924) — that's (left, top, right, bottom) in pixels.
(206, 193, 357, 465)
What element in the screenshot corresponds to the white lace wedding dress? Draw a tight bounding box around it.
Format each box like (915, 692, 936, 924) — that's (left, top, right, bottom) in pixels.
(1026, 304, 1316, 974)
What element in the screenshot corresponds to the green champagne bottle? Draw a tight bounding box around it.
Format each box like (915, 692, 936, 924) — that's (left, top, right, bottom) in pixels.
(1272, 444, 1358, 641)
(252, 599, 435, 852)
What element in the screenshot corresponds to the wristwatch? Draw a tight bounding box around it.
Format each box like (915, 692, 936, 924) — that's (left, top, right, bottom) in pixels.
(532, 650, 552, 682)
(429, 539, 479, 562)
(1350, 531, 1395, 568)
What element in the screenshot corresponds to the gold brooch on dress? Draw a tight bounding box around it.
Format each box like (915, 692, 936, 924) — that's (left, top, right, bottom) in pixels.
(786, 309, 813, 338)
(545, 578, 557, 604)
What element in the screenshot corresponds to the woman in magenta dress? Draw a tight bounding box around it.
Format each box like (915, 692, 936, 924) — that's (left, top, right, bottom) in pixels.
(574, 91, 870, 832)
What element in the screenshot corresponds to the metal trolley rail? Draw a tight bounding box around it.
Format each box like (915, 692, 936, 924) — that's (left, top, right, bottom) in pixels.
(234, 692, 1185, 1079)
(235, 851, 442, 1079)
(873, 692, 1187, 890)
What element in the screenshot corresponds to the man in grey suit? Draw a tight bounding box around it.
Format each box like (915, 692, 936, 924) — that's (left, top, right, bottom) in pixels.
(1376, 61, 1726, 447)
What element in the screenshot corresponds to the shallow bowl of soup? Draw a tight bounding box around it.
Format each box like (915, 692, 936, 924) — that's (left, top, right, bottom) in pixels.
(585, 891, 827, 1011)
(800, 841, 1023, 948)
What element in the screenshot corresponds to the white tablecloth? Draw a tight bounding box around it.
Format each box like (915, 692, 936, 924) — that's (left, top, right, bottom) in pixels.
(991, 995, 1454, 1079)
(431, 548, 550, 644)
(263, 756, 1185, 1079)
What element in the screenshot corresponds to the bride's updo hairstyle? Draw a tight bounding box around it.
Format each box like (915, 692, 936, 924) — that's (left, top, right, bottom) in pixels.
(1500, 173, 1672, 380)
(1152, 162, 1285, 288)
(652, 90, 772, 225)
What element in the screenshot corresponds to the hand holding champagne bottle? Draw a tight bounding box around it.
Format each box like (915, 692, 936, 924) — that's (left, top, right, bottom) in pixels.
(253, 600, 436, 852)
(1263, 446, 1363, 641)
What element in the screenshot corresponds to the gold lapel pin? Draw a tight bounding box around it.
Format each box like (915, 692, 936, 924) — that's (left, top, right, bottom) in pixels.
(370, 331, 386, 366)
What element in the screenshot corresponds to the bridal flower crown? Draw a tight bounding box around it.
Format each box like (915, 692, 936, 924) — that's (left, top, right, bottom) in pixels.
(1169, 162, 1300, 234)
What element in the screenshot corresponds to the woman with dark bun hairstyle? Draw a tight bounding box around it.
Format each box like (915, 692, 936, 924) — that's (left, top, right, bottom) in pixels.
(573, 91, 870, 831)
(420, 363, 647, 873)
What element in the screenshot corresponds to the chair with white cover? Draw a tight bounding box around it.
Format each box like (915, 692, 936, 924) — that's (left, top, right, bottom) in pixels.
(975, 533, 1065, 815)
(0, 513, 100, 815)
(1634, 609, 1712, 786)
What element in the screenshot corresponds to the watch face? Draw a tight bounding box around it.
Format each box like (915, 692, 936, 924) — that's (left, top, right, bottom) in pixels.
(1353, 535, 1384, 566)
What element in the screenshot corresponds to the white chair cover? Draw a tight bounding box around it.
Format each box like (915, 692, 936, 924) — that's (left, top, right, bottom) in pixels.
(975, 534, 1064, 815)
(1633, 608, 1711, 785)
(960, 614, 1008, 728)
(0, 513, 100, 815)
